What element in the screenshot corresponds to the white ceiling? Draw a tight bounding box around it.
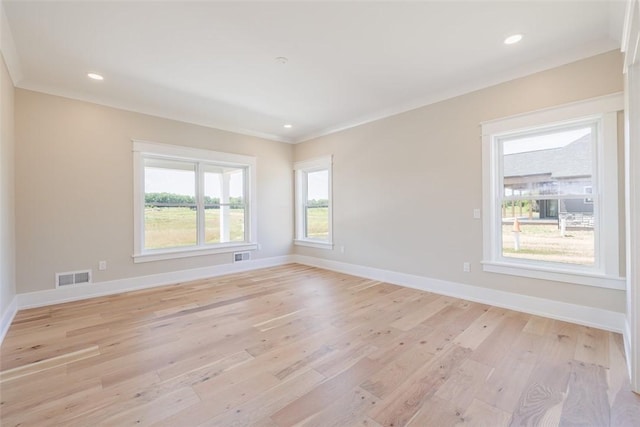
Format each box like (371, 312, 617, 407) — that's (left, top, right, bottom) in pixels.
(1, 1, 626, 143)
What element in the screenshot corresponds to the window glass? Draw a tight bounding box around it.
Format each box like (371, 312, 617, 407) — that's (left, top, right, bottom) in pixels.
(144, 159, 197, 249)
(133, 141, 257, 262)
(481, 96, 622, 288)
(502, 126, 593, 197)
(305, 170, 329, 240)
(499, 125, 595, 266)
(204, 167, 246, 244)
(500, 199, 595, 266)
(294, 156, 332, 248)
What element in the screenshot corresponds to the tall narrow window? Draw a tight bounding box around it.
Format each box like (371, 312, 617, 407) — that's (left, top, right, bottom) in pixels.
(481, 94, 624, 289)
(295, 156, 333, 249)
(133, 141, 257, 263)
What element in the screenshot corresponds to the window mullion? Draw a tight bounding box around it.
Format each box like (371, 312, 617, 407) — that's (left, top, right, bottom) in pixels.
(303, 172, 309, 239)
(196, 162, 205, 247)
(242, 167, 248, 243)
(501, 194, 597, 201)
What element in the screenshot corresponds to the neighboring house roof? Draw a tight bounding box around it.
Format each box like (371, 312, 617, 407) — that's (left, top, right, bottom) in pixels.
(503, 134, 592, 179)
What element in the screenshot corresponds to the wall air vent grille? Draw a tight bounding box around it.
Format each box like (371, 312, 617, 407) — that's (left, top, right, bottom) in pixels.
(233, 252, 251, 263)
(56, 270, 92, 287)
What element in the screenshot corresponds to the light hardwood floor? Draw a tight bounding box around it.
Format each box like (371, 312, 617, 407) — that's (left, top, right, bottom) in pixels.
(1, 264, 638, 426)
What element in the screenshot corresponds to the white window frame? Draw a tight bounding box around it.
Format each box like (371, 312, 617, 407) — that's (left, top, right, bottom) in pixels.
(481, 93, 625, 290)
(132, 140, 257, 263)
(294, 155, 333, 249)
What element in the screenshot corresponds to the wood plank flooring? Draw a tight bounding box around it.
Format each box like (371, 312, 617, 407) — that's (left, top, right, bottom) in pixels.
(1, 264, 638, 426)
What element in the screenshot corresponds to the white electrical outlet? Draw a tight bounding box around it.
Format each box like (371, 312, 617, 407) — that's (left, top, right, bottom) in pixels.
(98, 261, 107, 271)
(473, 208, 481, 219)
(340, 245, 345, 254)
(463, 262, 470, 272)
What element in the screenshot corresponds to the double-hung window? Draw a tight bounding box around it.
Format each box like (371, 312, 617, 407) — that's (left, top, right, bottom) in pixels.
(294, 156, 333, 249)
(133, 141, 257, 262)
(481, 94, 624, 289)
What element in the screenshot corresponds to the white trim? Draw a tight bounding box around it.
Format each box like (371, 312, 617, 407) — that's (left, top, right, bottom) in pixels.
(625, 319, 634, 383)
(294, 155, 333, 246)
(622, 0, 640, 70)
(293, 240, 334, 250)
(623, 0, 640, 392)
(4, 40, 616, 146)
(133, 140, 257, 166)
(621, 0, 634, 54)
(292, 255, 626, 333)
(626, 63, 640, 391)
(600, 111, 621, 276)
(482, 95, 623, 287)
(0, 1, 23, 84)
(482, 261, 625, 290)
(295, 40, 618, 143)
(12, 80, 295, 144)
(481, 92, 624, 135)
(132, 140, 258, 261)
(5, 257, 625, 345)
(0, 296, 17, 345)
(133, 243, 258, 263)
(293, 155, 332, 171)
(16, 255, 293, 310)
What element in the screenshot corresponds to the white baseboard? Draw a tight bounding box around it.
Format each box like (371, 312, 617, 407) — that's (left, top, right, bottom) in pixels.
(292, 255, 626, 333)
(6, 254, 626, 342)
(17, 255, 294, 310)
(624, 319, 633, 383)
(1, 295, 18, 345)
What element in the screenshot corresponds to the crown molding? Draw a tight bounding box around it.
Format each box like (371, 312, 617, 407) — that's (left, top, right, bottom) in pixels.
(622, 0, 639, 69)
(0, 0, 22, 84)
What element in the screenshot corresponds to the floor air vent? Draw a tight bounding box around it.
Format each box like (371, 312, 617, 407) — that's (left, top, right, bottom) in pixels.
(56, 270, 92, 287)
(233, 251, 251, 263)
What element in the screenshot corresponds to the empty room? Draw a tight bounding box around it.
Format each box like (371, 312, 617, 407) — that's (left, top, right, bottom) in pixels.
(1, 1, 640, 426)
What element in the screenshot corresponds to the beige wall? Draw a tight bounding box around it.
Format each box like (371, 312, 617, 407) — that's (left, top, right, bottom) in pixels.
(1, 53, 16, 316)
(15, 90, 293, 293)
(293, 50, 626, 313)
(10, 50, 628, 314)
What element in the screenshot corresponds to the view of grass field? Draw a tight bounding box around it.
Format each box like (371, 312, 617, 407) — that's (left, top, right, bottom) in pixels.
(146, 204, 588, 264)
(144, 207, 245, 249)
(306, 206, 329, 240)
(145, 205, 328, 249)
(502, 223, 594, 265)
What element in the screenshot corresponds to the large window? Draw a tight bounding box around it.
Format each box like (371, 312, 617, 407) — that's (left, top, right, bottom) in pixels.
(294, 156, 333, 249)
(133, 141, 257, 262)
(481, 94, 624, 289)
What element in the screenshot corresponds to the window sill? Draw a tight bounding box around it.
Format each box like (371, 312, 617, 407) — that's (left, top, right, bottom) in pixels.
(481, 260, 625, 290)
(294, 239, 333, 250)
(133, 243, 258, 263)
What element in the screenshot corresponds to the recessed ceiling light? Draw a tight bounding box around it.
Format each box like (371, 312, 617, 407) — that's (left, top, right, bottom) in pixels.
(275, 57, 288, 65)
(504, 34, 523, 45)
(87, 72, 104, 81)
(283, 124, 293, 129)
